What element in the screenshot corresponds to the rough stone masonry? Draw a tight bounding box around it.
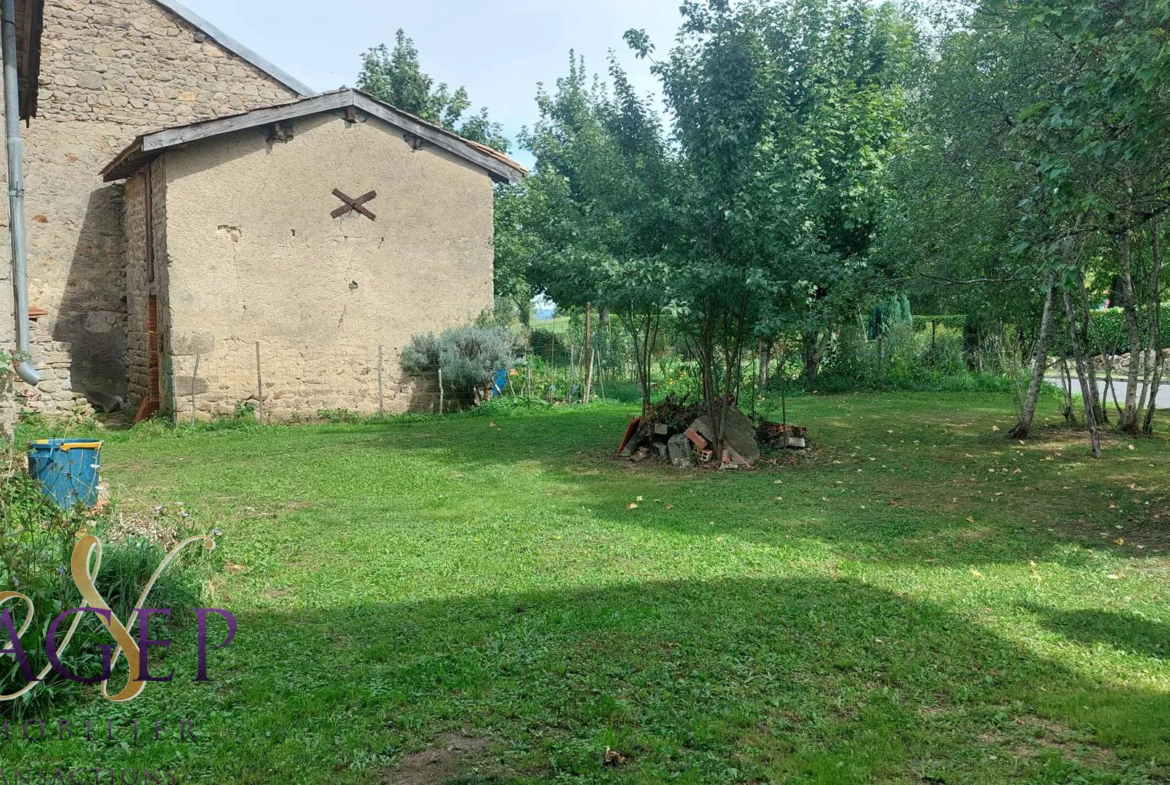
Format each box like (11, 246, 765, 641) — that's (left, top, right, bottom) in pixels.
(2, 0, 301, 418)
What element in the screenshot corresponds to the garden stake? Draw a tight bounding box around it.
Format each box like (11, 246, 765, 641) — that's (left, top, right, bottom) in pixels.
(255, 341, 264, 424)
(191, 353, 200, 425)
(377, 345, 385, 417)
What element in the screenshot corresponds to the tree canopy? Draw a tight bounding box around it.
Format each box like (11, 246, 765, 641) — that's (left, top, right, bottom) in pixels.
(357, 30, 511, 153)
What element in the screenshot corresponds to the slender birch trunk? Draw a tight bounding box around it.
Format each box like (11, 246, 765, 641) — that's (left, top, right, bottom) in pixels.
(1064, 287, 1102, 457)
(1010, 280, 1056, 439)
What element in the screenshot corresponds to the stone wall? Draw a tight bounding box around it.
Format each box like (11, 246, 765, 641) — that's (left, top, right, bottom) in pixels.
(3, 0, 299, 418)
(122, 166, 145, 402)
(158, 112, 495, 422)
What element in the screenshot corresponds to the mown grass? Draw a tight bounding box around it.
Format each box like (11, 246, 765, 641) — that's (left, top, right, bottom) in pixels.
(4, 392, 1169, 783)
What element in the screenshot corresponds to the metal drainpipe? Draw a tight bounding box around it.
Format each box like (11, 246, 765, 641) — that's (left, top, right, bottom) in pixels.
(2, 0, 39, 385)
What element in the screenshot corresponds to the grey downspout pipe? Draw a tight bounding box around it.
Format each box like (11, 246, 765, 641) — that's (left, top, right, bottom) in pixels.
(2, 0, 39, 385)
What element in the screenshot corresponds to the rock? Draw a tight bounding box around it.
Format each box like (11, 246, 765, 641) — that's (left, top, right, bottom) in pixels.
(668, 433, 693, 468)
(692, 407, 761, 466)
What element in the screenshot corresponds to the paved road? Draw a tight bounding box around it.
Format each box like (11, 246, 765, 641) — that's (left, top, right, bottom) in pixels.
(1046, 376, 1170, 409)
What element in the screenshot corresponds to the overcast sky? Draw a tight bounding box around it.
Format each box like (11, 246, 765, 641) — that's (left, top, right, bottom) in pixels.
(181, 0, 684, 167)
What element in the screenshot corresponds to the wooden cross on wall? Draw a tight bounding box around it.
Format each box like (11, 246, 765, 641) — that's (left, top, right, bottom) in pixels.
(332, 189, 377, 220)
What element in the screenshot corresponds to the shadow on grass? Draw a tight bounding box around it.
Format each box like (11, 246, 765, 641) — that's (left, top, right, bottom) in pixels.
(47, 577, 1156, 783)
(1024, 605, 1169, 662)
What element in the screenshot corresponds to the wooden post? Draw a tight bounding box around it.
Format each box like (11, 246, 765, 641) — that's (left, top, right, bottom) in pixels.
(583, 302, 594, 405)
(377, 345, 385, 418)
(597, 347, 606, 401)
(191, 353, 200, 425)
(255, 341, 264, 424)
(438, 368, 444, 415)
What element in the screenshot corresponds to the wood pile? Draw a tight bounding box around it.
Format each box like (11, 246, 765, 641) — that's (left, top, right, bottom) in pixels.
(617, 396, 808, 469)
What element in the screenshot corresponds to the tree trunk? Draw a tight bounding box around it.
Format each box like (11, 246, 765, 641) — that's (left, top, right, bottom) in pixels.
(802, 329, 830, 388)
(1144, 219, 1165, 434)
(759, 341, 772, 390)
(583, 302, 594, 405)
(1073, 269, 1104, 424)
(1009, 280, 1055, 439)
(1118, 231, 1143, 432)
(1060, 358, 1075, 423)
(1063, 287, 1102, 457)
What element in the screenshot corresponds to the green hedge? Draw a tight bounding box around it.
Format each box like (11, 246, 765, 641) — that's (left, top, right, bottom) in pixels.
(913, 310, 1170, 357)
(912, 315, 966, 332)
(1048, 305, 1170, 358)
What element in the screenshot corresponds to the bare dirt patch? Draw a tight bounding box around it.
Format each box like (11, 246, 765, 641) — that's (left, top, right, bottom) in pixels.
(380, 734, 491, 785)
(980, 715, 1119, 769)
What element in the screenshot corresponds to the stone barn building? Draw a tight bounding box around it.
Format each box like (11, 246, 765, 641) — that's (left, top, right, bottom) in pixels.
(10, 0, 310, 418)
(102, 89, 524, 421)
(3, 0, 522, 421)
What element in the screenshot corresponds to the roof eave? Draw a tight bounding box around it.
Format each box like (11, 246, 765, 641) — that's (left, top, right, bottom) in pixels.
(101, 90, 528, 185)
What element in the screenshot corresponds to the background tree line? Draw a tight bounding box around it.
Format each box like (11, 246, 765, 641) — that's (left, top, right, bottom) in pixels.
(360, 0, 1170, 457)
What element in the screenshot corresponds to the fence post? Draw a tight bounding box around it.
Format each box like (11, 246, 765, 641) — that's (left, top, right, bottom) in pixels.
(377, 345, 385, 418)
(255, 341, 264, 424)
(191, 353, 200, 425)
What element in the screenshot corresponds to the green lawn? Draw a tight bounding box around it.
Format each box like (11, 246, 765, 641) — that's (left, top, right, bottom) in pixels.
(5, 393, 1169, 783)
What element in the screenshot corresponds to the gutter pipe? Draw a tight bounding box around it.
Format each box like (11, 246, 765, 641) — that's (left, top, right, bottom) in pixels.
(2, 0, 38, 385)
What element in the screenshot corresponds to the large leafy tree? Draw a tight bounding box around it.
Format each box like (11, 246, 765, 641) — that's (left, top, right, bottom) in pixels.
(623, 0, 914, 448)
(358, 30, 511, 153)
(499, 54, 676, 414)
(1003, 0, 1170, 437)
(887, 0, 1170, 448)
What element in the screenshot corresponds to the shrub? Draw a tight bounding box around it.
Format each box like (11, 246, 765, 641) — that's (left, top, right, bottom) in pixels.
(0, 461, 208, 718)
(529, 329, 571, 366)
(813, 321, 1026, 394)
(402, 325, 523, 404)
(912, 315, 967, 333)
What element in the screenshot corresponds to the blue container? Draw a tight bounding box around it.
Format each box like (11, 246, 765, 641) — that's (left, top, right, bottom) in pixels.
(493, 369, 508, 397)
(27, 439, 103, 509)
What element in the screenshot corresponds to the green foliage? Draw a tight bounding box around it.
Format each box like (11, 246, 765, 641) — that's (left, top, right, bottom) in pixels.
(814, 322, 1027, 393)
(629, 0, 917, 397)
(528, 328, 570, 367)
(868, 293, 913, 339)
(402, 325, 523, 402)
(1047, 305, 1170, 358)
(0, 464, 86, 598)
(317, 409, 365, 425)
(499, 52, 676, 412)
(912, 315, 967, 333)
(357, 30, 509, 153)
(0, 465, 205, 718)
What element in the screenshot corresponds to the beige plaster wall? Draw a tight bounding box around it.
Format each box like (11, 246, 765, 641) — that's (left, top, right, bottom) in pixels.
(159, 111, 495, 421)
(3, 0, 297, 419)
